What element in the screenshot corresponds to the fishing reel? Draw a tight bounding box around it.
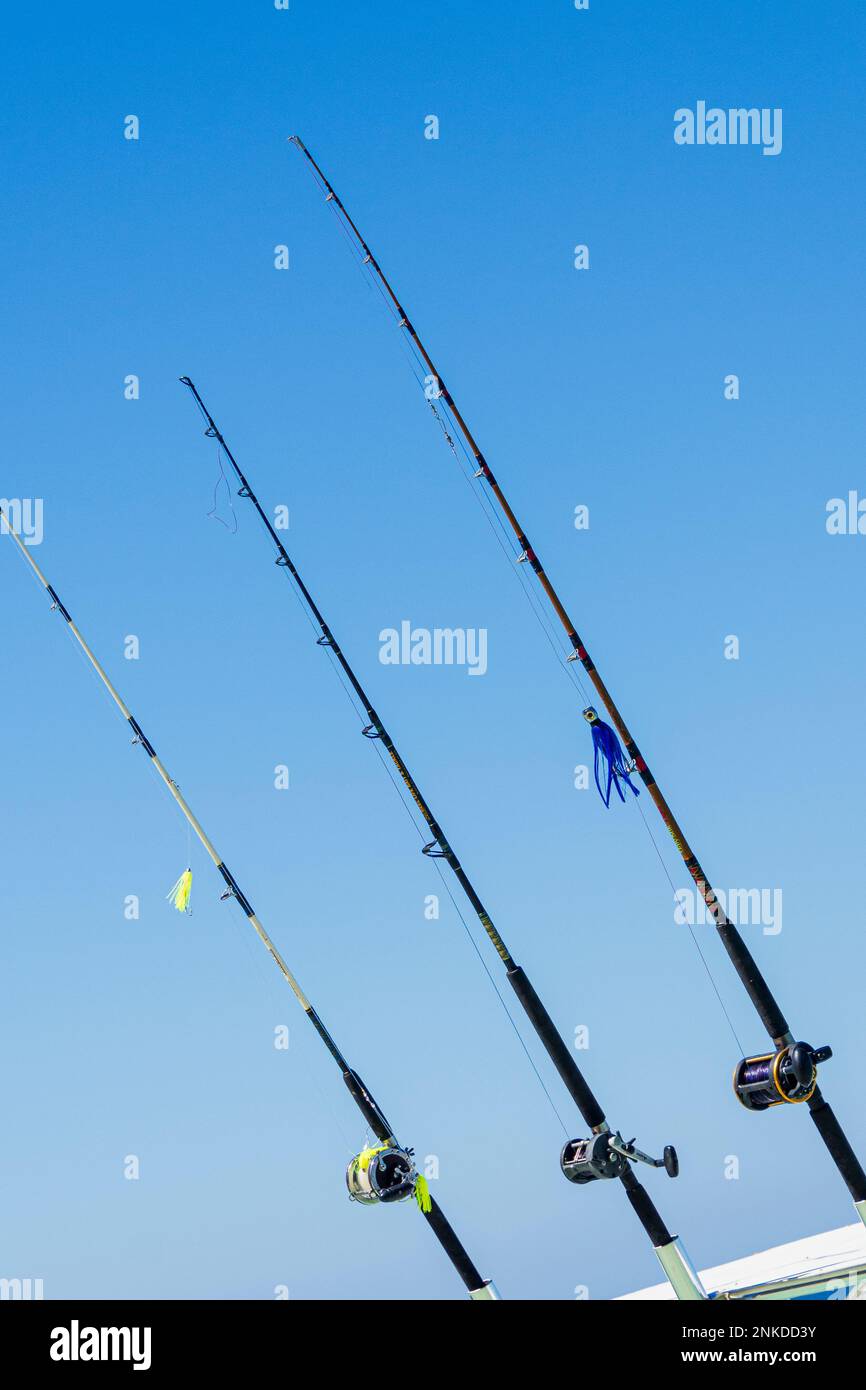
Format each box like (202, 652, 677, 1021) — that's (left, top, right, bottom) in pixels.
(733, 1041, 832, 1111)
(346, 1142, 418, 1206)
(561, 1131, 679, 1185)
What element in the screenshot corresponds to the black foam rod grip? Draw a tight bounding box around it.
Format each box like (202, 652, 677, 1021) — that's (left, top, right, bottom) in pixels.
(809, 1096, 866, 1202)
(716, 921, 788, 1041)
(619, 1163, 673, 1248)
(424, 1197, 485, 1293)
(342, 1070, 393, 1144)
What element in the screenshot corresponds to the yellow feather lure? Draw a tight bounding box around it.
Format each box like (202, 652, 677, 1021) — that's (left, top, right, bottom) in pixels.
(166, 869, 193, 914)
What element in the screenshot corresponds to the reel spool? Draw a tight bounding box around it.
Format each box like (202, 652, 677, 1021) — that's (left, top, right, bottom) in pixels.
(561, 1131, 679, 1185)
(346, 1142, 417, 1206)
(733, 1041, 832, 1111)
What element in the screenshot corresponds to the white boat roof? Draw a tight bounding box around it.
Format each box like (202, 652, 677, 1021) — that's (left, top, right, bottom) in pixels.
(620, 1222, 866, 1300)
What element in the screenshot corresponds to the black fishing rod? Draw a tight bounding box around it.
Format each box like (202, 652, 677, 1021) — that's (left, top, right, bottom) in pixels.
(0, 505, 497, 1301)
(180, 376, 706, 1300)
(287, 137, 866, 1230)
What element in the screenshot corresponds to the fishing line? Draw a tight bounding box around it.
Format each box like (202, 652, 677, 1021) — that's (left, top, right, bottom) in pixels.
(207, 442, 239, 534)
(633, 797, 745, 1055)
(354, 270, 597, 711)
(222, 891, 358, 1155)
(382, 314, 592, 707)
(357, 702, 570, 1138)
(426, 387, 591, 688)
(425, 851, 571, 1138)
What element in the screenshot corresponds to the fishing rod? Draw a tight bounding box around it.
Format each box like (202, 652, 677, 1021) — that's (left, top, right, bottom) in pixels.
(179, 376, 706, 1301)
(287, 136, 866, 1229)
(0, 506, 498, 1302)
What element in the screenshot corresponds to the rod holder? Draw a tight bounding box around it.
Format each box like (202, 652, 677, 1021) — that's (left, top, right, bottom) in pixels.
(653, 1238, 707, 1301)
(469, 1280, 501, 1301)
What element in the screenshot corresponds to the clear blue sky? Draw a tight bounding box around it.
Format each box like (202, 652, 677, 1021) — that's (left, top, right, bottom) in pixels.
(2, 1, 864, 1301)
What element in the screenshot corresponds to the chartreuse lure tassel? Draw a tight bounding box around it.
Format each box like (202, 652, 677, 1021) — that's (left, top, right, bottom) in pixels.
(167, 868, 193, 914)
(358, 1144, 387, 1172)
(414, 1173, 432, 1214)
(584, 707, 640, 808)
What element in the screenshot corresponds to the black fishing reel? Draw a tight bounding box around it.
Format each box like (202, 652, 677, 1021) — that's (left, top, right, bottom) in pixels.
(345, 1142, 417, 1206)
(561, 1131, 679, 1185)
(733, 1041, 832, 1111)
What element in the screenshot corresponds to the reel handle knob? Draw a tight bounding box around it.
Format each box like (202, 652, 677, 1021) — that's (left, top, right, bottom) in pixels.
(790, 1042, 818, 1088)
(789, 1039, 828, 1089)
(663, 1145, 679, 1179)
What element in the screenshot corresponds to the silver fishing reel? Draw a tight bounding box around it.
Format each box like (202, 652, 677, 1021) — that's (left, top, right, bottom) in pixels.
(346, 1143, 417, 1206)
(561, 1131, 679, 1185)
